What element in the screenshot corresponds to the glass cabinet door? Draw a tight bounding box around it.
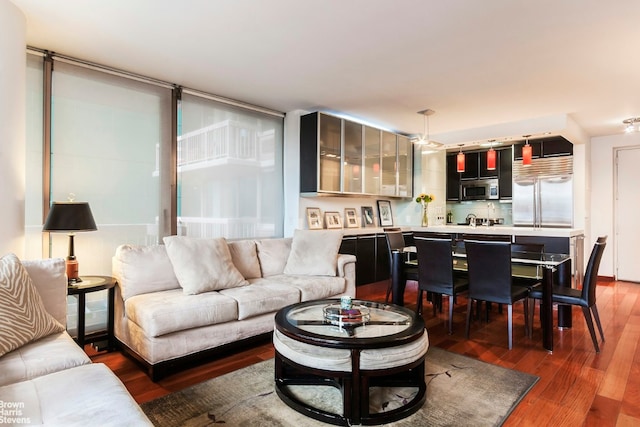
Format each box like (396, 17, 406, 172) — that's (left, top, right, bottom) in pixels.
(343, 120, 363, 193)
(319, 113, 342, 192)
(397, 135, 412, 197)
(381, 131, 397, 195)
(363, 126, 381, 194)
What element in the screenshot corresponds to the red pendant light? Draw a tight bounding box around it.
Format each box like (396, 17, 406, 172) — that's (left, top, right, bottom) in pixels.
(522, 136, 532, 166)
(456, 145, 465, 173)
(486, 146, 496, 170)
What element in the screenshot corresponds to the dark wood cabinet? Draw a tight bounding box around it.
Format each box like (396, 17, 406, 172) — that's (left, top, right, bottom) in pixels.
(460, 152, 480, 180)
(446, 154, 461, 201)
(514, 137, 573, 159)
(479, 150, 499, 179)
(498, 147, 512, 199)
(541, 136, 573, 157)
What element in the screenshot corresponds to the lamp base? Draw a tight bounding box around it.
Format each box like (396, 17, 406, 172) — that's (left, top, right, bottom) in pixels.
(65, 258, 81, 284)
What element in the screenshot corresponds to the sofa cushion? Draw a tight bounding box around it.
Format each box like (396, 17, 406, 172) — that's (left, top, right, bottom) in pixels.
(0, 363, 152, 426)
(283, 229, 344, 276)
(228, 240, 262, 279)
(219, 278, 301, 320)
(0, 253, 65, 357)
(124, 289, 239, 337)
(21, 258, 67, 325)
(256, 238, 292, 277)
(0, 331, 90, 387)
(266, 274, 347, 301)
(164, 236, 248, 294)
(113, 244, 180, 300)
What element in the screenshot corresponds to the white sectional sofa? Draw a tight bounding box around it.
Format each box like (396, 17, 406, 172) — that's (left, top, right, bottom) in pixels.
(112, 231, 356, 380)
(0, 256, 151, 426)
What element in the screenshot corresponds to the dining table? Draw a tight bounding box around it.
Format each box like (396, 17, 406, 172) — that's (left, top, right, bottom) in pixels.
(390, 247, 572, 352)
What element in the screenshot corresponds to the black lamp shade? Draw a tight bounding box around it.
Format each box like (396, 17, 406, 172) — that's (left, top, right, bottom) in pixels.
(43, 202, 97, 232)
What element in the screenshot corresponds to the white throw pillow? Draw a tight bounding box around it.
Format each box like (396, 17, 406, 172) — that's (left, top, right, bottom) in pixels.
(0, 253, 65, 357)
(283, 229, 344, 276)
(163, 236, 248, 295)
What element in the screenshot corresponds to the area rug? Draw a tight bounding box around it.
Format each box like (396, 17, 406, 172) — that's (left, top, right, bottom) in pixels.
(141, 347, 538, 426)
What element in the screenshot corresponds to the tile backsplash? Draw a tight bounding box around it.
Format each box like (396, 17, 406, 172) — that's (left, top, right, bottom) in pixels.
(446, 200, 513, 225)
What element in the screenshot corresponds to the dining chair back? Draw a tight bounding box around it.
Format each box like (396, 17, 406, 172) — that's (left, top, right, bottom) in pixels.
(528, 236, 607, 352)
(464, 240, 530, 349)
(414, 235, 468, 334)
(384, 230, 418, 303)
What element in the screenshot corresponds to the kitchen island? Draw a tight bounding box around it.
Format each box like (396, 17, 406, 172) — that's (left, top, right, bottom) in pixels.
(414, 225, 584, 239)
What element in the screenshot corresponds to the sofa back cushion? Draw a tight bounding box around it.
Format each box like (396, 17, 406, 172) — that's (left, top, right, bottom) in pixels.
(163, 236, 248, 294)
(227, 240, 262, 279)
(256, 238, 292, 277)
(283, 229, 344, 276)
(0, 253, 65, 357)
(113, 244, 180, 300)
(22, 257, 67, 325)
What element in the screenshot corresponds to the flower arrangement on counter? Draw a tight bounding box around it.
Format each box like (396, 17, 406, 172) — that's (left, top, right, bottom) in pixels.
(416, 193, 434, 227)
(415, 193, 435, 205)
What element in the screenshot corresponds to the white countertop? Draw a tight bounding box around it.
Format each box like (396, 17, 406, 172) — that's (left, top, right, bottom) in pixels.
(341, 225, 584, 238)
(411, 225, 584, 238)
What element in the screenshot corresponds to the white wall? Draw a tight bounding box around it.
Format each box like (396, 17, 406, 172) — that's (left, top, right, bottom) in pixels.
(0, 2, 26, 257)
(590, 132, 640, 277)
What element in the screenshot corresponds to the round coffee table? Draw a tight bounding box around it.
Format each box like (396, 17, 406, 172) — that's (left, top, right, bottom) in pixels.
(274, 299, 428, 426)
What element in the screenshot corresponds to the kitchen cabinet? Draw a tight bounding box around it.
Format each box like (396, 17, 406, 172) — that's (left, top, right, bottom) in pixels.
(498, 146, 512, 199)
(460, 152, 480, 180)
(446, 154, 461, 201)
(479, 150, 499, 179)
(300, 112, 412, 198)
(513, 136, 572, 160)
(541, 136, 573, 157)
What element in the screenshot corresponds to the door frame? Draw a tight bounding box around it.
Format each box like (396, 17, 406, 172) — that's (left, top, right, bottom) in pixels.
(614, 144, 640, 282)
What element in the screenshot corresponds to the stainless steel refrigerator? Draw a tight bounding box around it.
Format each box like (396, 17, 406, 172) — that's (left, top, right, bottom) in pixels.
(512, 157, 573, 228)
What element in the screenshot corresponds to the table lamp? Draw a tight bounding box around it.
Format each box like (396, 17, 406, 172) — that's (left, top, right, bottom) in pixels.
(43, 200, 97, 284)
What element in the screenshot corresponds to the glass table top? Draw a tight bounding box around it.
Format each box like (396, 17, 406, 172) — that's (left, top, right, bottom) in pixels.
(283, 299, 415, 340)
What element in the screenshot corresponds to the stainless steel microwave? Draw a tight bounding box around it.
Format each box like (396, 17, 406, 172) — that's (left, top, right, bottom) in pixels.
(461, 179, 499, 201)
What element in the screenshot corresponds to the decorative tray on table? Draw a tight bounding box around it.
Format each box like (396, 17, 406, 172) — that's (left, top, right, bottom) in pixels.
(323, 303, 371, 327)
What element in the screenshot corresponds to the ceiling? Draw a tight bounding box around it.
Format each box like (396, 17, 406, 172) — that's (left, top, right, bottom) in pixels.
(11, 0, 640, 146)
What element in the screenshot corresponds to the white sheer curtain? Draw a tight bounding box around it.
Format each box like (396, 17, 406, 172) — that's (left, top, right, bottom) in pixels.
(48, 61, 172, 274)
(178, 93, 283, 239)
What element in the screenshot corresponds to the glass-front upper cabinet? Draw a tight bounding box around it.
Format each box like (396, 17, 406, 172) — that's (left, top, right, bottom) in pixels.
(381, 131, 397, 196)
(343, 120, 363, 194)
(318, 114, 342, 192)
(300, 111, 412, 198)
(397, 135, 412, 197)
(363, 126, 381, 195)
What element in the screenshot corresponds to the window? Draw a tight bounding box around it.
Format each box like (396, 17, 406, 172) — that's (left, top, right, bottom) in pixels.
(178, 93, 283, 239)
(49, 61, 172, 274)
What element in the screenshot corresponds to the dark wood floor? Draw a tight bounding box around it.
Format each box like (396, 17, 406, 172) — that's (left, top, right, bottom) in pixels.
(91, 278, 640, 426)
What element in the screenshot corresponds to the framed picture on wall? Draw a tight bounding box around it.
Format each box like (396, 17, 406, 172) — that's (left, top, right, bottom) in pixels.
(377, 200, 393, 227)
(344, 208, 359, 228)
(361, 206, 375, 227)
(324, 211, 343, 229)
(306, 207, 323, 230)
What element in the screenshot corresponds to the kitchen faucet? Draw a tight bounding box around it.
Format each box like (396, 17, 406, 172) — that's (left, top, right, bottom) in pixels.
(485, 203, 495, 226)
(466, 213, 477, 227)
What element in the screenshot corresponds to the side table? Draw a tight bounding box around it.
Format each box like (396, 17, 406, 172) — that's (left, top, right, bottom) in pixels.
(67, 276, 116, 351)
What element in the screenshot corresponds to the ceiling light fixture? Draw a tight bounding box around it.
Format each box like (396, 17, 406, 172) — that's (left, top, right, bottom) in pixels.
(623, 117, 640, 133)
(414, 109, 436, 146)
(522, 135, 532, 166)
(456, 144, 465, 173)
(486, 141, 496, 171)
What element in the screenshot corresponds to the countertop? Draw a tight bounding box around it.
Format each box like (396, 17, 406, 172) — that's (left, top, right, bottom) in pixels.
(341, 225, 584, 238)
(411, 225, 585, 238)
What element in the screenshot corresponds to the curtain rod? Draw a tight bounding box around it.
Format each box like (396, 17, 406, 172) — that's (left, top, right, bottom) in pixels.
(26, 46, 285, 118)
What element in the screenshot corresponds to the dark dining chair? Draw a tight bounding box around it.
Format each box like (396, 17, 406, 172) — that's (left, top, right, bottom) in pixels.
(414, 235, 469, 334)
(528, 236, 607, 352)
(384, 230, 418, 304)
(464, 240, 530, 349)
